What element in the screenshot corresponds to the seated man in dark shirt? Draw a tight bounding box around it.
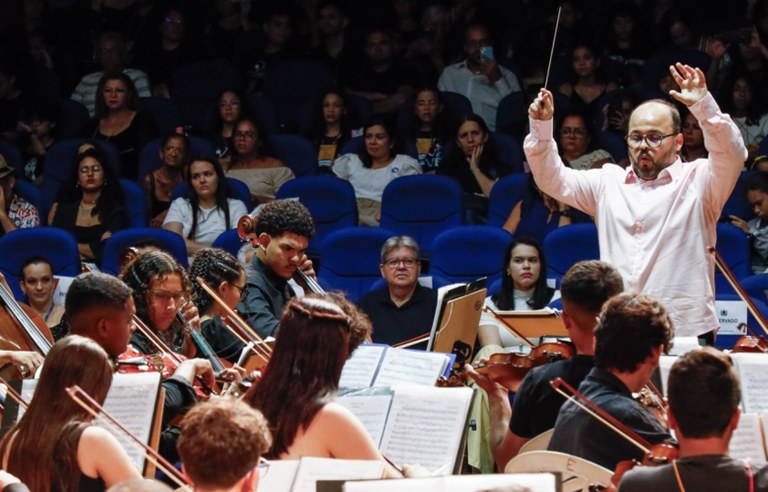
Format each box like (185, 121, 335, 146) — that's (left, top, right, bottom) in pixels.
(237, 200, 316, 339)
(466, 260, 624, 470)
(548, 292, 674, 470)
(359, 236, 437, 347)
(618, 347, 768, 492)
(345, 28, 417, 114)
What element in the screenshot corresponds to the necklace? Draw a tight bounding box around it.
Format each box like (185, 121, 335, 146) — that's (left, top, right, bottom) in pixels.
(79, 200, 96, 217)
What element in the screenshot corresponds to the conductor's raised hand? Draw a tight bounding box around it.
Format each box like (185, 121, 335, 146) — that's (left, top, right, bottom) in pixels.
(668, 63, 707, 106)
(528, 88, 554, 121)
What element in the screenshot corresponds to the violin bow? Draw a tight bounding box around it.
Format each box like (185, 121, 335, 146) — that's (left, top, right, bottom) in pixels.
(66, 385, 193, 489)
(0, 376, 28, 410)
(550, 377, 652, 455)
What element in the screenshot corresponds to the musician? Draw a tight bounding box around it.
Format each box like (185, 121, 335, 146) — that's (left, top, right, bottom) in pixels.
(0, 335, 141, 490)
(526, 63, 748, 342)
(19, 256, 64, 329)
(358, 236, 437, 346)
(189, 247, 247, 363)
(121, 251, 198, 358)
(548, 292, 674, 470)
(238, 199, 316, 338)
(618, 347, 768, 491)
(466, 260, 624, 470)
(244, 294, 399, 477)
(177, 398, 272, 491)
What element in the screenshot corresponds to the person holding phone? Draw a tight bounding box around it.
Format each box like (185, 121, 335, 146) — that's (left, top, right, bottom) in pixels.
(438, 24, 521, 131)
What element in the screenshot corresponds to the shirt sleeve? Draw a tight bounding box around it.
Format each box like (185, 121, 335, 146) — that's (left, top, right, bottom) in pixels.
(228, 199, 248, 228)
(332, 154, 352, 180)
(164, 198, 192, 237)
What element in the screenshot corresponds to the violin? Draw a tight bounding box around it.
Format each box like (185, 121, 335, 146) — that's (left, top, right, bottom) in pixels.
(550, 377, 679, 489)
(470, 306, 574, 391)
(633, 382, 669, 430)
(116, 345, 175, 379)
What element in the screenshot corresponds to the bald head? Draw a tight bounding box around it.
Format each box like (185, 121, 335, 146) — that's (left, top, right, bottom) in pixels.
(626, 100, 684, 181)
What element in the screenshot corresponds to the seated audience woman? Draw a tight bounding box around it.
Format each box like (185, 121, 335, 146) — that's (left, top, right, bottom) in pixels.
(557, 42, 617, 124)
(681, 108, 707, 162)
(163, 156, 247, 256)
(189, 247, 247, 363)
(49, 147, 127, 263)
(210, 89, 249, 169)
(333, 116, 421, 226)
(306, 89, 361, 171)
(225, 117, 293, 204)
(720, 74, 768, 161)
(557, 112, 613, 170)
(502, 175, 589, 243)
(437, 114, 508, 223)
(86, 72, 156, 181)
(478, 238, 556, 347)
(143, 133, 189, 228)
(0, 335, 141, 490)
(402, 87, 451, 172)
(245, 294, 399, 477)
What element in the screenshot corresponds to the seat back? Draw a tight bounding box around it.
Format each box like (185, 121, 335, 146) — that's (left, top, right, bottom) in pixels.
(543, 223, 600, 287)
(263, 60, 334, 132)
(101, 228, 189, 275)
(379, 175, 463, 257)
(716, 223, 751, 295)
(723, 171, 754, 221)
(0, 227, 81, 300)
(276, 176, 358, 254)
(13, 180, 43, 215)
(270, 134, 318, 178)
(317, 227, 396, 302)
(120, 179, 147, 228)
(517, 429, 554, 454)
(495, 91, 526, 136)
(487, 173, 531, 227)
(57, 99, 90, 139)
(138, 97, 184, 136)
(211, 229, 245, 257)
(429, 226, 514, 285)
(505, 451, 612, 490)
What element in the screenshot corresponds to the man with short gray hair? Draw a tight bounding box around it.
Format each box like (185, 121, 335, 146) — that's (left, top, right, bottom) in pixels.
(358, 236, 437, 346)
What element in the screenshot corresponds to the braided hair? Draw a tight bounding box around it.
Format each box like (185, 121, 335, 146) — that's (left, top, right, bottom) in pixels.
(189, 247, 244, 315)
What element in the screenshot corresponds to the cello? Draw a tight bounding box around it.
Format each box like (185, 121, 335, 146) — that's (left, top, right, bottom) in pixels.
(0, 280, 54, 379)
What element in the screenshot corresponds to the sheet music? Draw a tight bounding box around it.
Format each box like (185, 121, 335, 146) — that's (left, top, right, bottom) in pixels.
(374, 350, 448, 387)
(342, 473, 557, 492)
(730, 413, 767, 464)
(379, 386, 473, 475)
(256, 460, 299, 492)
(291, 458, 384, 492)
(733, 354, 768, 413)
(339, 345, 387, 388)
(18, 372, 161, 472)
(336, 393, 393, 447)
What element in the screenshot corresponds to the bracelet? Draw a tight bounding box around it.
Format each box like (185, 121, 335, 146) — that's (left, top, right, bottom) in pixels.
(559, 209, 571, 217)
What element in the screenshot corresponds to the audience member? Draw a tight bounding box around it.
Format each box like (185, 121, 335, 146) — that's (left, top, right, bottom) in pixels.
(437, 114, 509, 223)
(86, 72, 157, 181)
(558, 42, 618, 125)
(601, 4, 650, 89)
(163, 155, 247, 257)
(333, 116, 421, 226)
(19, 256, 64, 329)
(0, 63, 28, 139)
(207, 0, 246, 63)
(359, 236, 436, 347)
(144, 133, 189, 228)
(477, 238, 556, 347)
(728, 172, 768, 274)
(404, 4, 452, 85)
(438, 24, 520, 131)
(70, 31, 151, 117)
(306, 89, 362, 171)
(225, 117, 294, 204)
(557, 112, 614, 169)
(401, 87, 451, 172)
(50, 147, 126, 263)
(548, 292, 673, 470)
(209, 89, 248, 169)
(15, 97, 59, 184)
(310, 0, 359, 84)
(0, 155, 39, 236)
(720, 74, 768, 160)
(680, 108, 708, 162)
(178, 398, 272, 492)
(346, 28, 418, 114)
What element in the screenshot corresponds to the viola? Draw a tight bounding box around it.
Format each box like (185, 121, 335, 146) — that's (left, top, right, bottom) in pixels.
(116, 345, 175, 379)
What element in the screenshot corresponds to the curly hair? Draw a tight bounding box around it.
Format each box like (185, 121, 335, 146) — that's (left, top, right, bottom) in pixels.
(189, 247, 244, 315)
(178, 398, 272, 488)
(120, 250, 190, 332)
(255, 199, 315, 239)
(595, 293, 674, 373)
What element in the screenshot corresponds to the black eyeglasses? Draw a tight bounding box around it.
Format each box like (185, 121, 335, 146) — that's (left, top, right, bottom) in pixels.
(625, 133, 677, 149)
(230, 282, 246, 297)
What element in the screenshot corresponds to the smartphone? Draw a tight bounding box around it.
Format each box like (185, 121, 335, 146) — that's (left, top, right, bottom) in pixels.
(480, 45, 495, 61)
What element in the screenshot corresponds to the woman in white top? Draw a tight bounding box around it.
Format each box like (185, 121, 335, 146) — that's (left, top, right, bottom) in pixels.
(163, 156, 247, 256)
(479, 238, 557, 347)
(333, 116, 421, 226)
